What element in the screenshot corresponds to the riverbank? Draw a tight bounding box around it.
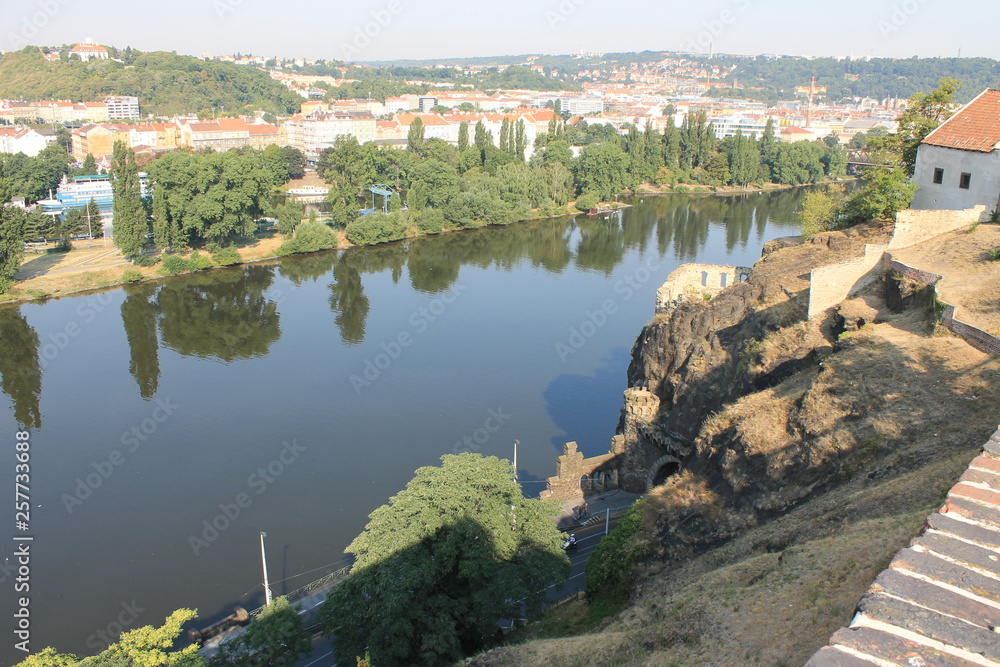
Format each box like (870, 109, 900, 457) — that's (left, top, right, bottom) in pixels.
(1, 200, 632, 306)
(0, 178, 835, 307)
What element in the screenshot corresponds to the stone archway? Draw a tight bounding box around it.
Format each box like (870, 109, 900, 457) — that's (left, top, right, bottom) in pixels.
(646, 454, 682, 490)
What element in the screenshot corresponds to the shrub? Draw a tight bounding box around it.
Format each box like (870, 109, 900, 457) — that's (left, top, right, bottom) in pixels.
(798, 185, 846, 239)
(345, 213, 409, 246)
(277, 221, 340, 255)
(133, 255, 159, 267)
(574, 193, 599, 212)
(121, 268, 143, 283)
(988, 248, 1000, 261)
(584, 499, 649, 603)
(415, 208, 445, 235)
(212, 246, 243, 266)
(159, 254, 190, 275)
(188, 250, 213, 271)
(205, 241, 222, 254)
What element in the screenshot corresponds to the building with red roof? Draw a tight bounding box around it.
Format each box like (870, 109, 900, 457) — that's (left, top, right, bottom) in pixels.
(912, 89, 1000, 212)
(69, 40, 109, 62)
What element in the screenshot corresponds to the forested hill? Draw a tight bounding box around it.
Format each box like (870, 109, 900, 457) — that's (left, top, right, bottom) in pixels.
(0, 47, 302, 116)
(718, 56, 1000, 104)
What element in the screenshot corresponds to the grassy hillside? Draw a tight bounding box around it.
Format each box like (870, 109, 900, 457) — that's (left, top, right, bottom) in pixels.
(0, 47, 302, 116)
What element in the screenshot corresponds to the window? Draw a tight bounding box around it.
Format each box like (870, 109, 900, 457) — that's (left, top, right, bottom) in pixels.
(932, 168, 944, 184)
(960, 172, 972, 190)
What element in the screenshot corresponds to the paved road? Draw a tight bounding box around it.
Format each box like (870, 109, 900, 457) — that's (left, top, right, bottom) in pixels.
(292, 517, 620, 667)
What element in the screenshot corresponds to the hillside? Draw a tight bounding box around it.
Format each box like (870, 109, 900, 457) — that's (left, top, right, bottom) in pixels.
(0, 47, 302, 116)
(465, 222, 1000, 665)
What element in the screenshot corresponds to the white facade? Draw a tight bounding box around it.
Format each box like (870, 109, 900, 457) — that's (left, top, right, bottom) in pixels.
(0, 128, 50, 157)
(105, 96, 140, 120)
(911, 143, 1000, 212)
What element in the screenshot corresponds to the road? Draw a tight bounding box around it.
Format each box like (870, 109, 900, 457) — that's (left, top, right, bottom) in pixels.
(292, 517, 619, 667)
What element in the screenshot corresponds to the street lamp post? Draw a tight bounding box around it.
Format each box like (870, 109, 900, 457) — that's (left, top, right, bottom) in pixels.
(259, 531, 272, 607)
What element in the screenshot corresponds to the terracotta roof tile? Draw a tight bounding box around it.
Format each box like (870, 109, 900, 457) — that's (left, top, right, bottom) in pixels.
(922, 89, 1000, 153)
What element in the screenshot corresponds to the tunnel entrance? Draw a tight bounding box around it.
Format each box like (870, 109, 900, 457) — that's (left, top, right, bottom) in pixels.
(646, 455, 682, 490)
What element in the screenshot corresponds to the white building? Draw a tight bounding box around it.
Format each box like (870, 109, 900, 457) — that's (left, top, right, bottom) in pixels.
(0, 127, 51, 157)
(105, 96, 140, 120)
(284, 112, 377, 157)
(911, 89, 1000, 212)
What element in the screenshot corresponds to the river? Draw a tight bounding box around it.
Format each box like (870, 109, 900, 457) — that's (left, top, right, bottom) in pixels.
(0, 191, 804, 662)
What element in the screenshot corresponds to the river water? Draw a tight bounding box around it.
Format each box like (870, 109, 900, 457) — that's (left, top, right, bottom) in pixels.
(0, 191, 803, 662)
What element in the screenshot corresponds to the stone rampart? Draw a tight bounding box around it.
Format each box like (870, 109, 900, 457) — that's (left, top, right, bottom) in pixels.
(656, 264, 751, 314)
(888, 205, 988, 250)
(885, 255, 1000, 357)
(807, 244, 887, 319)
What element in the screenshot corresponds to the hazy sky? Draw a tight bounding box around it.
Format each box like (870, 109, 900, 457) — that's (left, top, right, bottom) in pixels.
(6, 0, 998, 62)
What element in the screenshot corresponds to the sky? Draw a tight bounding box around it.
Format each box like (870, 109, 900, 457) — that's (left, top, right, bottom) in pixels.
(5, 0, 999, 62)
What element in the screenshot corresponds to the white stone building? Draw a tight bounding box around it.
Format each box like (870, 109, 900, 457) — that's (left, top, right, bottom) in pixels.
(911, 89, 1000, 212)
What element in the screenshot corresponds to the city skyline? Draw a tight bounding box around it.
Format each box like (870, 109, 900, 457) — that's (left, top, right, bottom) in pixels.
(4, 0, 998, 63)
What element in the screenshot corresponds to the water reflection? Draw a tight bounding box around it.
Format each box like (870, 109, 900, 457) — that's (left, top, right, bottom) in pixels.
(155, 265, 282, 363)
(0, 306, 42, 429)
(121, 284, 160, 400)
(0, 190, 809, 409)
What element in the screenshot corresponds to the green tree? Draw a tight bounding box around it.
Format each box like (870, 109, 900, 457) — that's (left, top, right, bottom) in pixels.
(208, 597, 310, 667)
(110, 141, 147, 261)
(841, 166, 918, 223)
(798, 185, 846, 239)
(13, 647, 79, 667)
(276, 200, 305, 235)
(727, 131, 761, 186)
(0, 203, 26, 293)
(407, 116, 426, 154)
(457, 121, 469, 151)
(317, 453, 569, 667)
(897, 77, 961, 175)
(81, 153, 98, 175)
(574, 142, 630, 200)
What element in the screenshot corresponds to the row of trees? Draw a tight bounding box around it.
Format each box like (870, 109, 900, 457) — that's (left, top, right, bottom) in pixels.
(308, 111, 847, 245)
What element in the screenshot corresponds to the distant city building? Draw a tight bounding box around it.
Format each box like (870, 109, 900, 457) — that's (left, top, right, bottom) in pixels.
(418, 97, 439, 112)
(177, 117, 280, 151)
(0, 127, 52, 157)
(69, 40, 109, 62)
(39, 173, 151, 230)
(105, 96, 141, 120)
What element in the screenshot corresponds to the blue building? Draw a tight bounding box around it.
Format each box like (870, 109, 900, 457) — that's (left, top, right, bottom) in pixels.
(38, 173, 150, 233)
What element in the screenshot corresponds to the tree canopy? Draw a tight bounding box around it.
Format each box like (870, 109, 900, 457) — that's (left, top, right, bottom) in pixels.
(0, 48, 301, 116)
(317, 453, 569, 666)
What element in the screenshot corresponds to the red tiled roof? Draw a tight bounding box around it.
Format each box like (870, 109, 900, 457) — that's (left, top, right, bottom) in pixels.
(921, 89, 1000, 153)
(71, 43, 108, 52)
(247, 124, 278, 135)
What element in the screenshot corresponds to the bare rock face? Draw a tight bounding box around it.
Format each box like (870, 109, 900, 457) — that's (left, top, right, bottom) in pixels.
(620, 225, 890, 555)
